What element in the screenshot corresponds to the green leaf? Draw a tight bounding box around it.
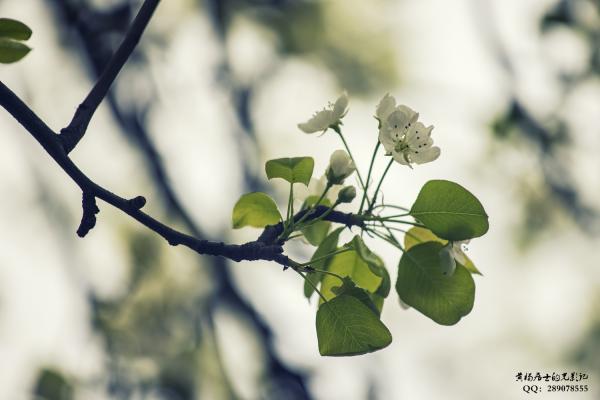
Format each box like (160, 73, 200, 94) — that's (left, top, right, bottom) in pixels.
(302, 221, 331, 246)
(320, 250, 382, 302)
(0, 18, 32, 41)
(404, 226, 446, 250)
(0, 38, 30, 63)
(404, 227, 482, 275)
(300, 196, 332, 246)
(331, 277, 380, 315)
(350, 235, 385, 276)
(265, 157, 314, 186)
(304, 227, 344, 299)
(375, 266, 391, 298)
(409, 180, 489, 241)
(316, 295, 392, 356)
(232, 192, 281, 229)
(396, 242, 475, 325)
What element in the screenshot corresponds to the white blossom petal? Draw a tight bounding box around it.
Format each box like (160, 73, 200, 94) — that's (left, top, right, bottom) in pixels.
(376, 93, 397, 121)
(411, 146, 440, 164)
(332, 92, 349, 120)
(298, 92, 349, 134)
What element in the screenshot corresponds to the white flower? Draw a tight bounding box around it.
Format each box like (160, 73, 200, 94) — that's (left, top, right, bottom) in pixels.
(376, 94, 440, 167)
(298, 92, 349, 134)
(326, 149, 355, 184)
(439, 240, 470, 276)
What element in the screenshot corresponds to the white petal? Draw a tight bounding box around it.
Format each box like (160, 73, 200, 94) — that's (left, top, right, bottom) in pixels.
(405, 122, 429, 146)
(329, 149, 355, 179)
(411, 146, 440, 164)
(386, 109, 412, 132)
(375, 93, 396, 120)
(396, 105, 419, 124)
(297, 110, 333, 133)
(332, 91, 349, 120)
(378, 128, 395, 154)
(391, 150, 410, 165)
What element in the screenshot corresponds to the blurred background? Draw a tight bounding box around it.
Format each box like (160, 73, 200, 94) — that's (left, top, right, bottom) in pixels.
(1, 0, 599, 399)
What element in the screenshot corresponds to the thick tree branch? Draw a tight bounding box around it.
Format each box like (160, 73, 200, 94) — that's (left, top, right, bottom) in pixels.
(59, 0, 160, 154)
(0, 81, 364, 268)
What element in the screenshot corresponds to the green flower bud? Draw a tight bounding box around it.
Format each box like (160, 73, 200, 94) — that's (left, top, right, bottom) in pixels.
(337, 185, 356, 204)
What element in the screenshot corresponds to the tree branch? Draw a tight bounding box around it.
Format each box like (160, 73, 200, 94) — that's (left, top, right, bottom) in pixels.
(0, 81, 364, 268)
(59, 0, 160, 154)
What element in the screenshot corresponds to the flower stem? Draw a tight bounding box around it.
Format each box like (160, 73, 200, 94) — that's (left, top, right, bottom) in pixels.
(335, 130, 368, 194)
(293, 184, 332, 231)
(358, 141, 380, 214)
(298, 201, 340, 230)
(367, 158, 394, 213)
(295, 270, 327, 303)
(296, 248, 351, 268)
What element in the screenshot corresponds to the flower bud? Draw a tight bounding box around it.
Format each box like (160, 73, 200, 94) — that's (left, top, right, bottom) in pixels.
(326, 150, 355, 184)
(337, 185, 356, 204)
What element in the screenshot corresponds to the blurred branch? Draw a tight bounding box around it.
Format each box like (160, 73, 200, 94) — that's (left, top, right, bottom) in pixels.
(59, 0, 159, 154)
(1, 80, 363, 267)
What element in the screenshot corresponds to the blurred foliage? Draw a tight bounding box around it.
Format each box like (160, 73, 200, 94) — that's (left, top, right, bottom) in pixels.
(90, 231, 231, 399)
(34, 368, 73, 400)
(490, 0, 600, 245)
(213, 0, 399, 94)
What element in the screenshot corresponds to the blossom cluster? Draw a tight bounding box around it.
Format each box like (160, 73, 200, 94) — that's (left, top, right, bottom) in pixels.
(298, 92, 440, 168)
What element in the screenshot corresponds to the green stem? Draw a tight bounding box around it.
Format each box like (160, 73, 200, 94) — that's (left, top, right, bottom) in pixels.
(335, 130, 368, 194)
(376, 213, 410, 220)
(371, 204, 410, 212)
(285, 183, 293, 223)
(376, 220, 426, 228)
(296, 270, 327, 303)
(295, 184, 331, 227)
(358, 141, 380, 214)
(367, 158, 394, 213)
(366, 227, 404, 252)
(298, 201, 340, 230)
(296, 248, 351, 267)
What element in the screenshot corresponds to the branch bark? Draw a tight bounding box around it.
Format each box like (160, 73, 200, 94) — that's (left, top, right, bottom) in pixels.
(0, 81, 363, 267)
(59, 0, 160, 153)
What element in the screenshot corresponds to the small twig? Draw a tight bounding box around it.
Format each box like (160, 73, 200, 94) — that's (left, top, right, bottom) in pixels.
(0, 80, 365, 269)
(59, 0, 160, 153)
(76, 191, 100, 237)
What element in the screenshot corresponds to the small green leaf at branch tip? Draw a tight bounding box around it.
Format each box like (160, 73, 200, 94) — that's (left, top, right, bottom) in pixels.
(0, 38, 31, 63)
(409, 180, 489, 241)
(396, 242, 475, 325)
(0, 18, 32, 41)
(265, 157, 314, 186)
(232, 192, 281, 229)
(316, 294, 392, 356)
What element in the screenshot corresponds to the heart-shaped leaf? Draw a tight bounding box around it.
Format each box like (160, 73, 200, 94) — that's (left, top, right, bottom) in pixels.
(265, 157, 314, 186)
(409, 180, 488, 241)
(232, 192, 281, 229)
(316, 295, 392, 356)
(396, 242, 475, 325)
